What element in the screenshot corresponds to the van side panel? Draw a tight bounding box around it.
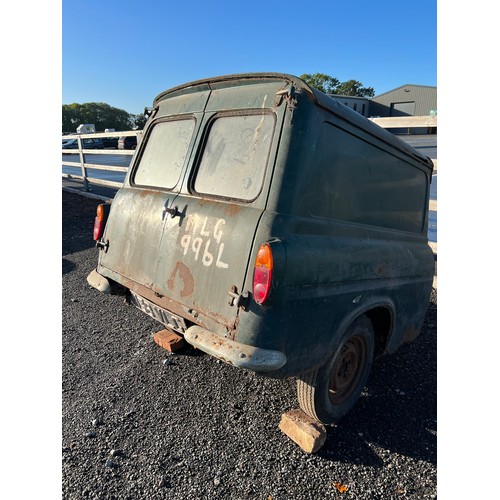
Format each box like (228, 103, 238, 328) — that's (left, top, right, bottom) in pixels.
(235, 213, 434, 377)
(233, 92, 434, 377)
(298, 122, 429, 234)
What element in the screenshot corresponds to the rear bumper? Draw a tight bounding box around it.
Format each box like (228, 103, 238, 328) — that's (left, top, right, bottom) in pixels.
(184, 326, 287, 372)
(87, 269, 112, 293)
(88, 268, 287, 372)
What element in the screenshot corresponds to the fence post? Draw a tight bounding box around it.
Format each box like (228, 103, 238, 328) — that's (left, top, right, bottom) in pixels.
(77, 136, 90, 192)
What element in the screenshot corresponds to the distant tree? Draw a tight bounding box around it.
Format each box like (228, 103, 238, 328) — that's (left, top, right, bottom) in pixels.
(131, 113, 147, 130)
(62, 104, 81, 133)
(300, 73, 340, 94)
(300, 73, 375, 97)
(335, 79, 375, 98)
(62, 103, 134, 133)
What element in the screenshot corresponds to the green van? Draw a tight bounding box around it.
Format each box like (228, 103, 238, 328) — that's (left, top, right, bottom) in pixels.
(87, 73, 435, 425)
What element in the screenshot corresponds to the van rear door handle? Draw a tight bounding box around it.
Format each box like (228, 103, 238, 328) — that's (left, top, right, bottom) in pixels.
(162, 206, 179, 219)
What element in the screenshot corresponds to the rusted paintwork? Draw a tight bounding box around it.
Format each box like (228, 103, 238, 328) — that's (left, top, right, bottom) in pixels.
(88, 73, 434, 379)
(184, 326, 287, 371)
(167, 262, 195, 298)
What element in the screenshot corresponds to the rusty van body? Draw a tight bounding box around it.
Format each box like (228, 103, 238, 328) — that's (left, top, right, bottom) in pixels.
(87, 73, 435, 424)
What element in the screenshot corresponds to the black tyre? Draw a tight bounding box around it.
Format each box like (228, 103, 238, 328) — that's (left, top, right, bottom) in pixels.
(297, 315, 374, 425)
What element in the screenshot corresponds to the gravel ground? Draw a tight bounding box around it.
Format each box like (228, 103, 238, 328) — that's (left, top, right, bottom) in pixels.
(62, 189, 437, 499)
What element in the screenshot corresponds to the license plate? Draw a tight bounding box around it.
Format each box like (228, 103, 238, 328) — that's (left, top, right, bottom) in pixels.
(129, 292, 187, 333)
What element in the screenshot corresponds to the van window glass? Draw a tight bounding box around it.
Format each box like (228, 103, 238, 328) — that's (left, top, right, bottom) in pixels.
(302, 122, 427, 233)
(134, 119, 195, 189)
(194, 113, 274, 201)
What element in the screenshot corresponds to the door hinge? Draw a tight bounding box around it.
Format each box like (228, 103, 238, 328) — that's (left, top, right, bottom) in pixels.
(228, 286, 249, 310)
(274, 84, 296, 107)
(96, 239, 109, 252)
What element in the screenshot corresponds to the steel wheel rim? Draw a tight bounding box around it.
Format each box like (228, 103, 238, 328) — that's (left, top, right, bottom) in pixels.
(329, 335, 366, 405)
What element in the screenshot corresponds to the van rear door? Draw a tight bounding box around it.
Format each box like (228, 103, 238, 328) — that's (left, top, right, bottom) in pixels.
(99, 90, 210, 290)
(152, 80, 288, 331)
(100, 77, 290, 332)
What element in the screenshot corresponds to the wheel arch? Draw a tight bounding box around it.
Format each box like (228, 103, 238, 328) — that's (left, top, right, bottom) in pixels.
(329, 297, 395, 362)
(364, 305, 394, 358)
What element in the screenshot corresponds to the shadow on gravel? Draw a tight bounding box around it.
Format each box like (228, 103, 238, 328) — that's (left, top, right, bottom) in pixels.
(62, 258, 76, 275)
(317, 428, 385, 467)
(62, 191, 100, 256)
(177, 344, 206, 358)
(317, 296, 437, 466)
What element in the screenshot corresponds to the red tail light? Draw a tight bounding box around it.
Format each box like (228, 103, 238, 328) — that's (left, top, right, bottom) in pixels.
(253, 243, 273, 305)
(93, 204, 107, 241)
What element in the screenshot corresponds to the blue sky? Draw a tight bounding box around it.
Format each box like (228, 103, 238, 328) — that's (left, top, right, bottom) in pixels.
(62, 0, 437, 115)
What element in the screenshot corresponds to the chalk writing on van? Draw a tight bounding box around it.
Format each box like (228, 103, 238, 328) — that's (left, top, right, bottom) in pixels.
(180, 216, 229, 269)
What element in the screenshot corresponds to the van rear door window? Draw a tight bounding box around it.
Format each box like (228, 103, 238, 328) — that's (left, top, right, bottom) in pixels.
(133, 118, 195, 189)
(193, 113, 274, 201)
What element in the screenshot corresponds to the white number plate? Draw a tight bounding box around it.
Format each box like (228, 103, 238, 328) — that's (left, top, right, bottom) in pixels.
(129, 292, 187, 333)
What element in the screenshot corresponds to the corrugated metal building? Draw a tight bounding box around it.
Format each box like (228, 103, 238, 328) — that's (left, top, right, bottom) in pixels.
(329, 84, 437, 134)
(369, 84, 437, 118)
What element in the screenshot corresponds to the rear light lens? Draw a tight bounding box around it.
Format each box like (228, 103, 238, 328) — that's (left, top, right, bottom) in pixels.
(253, 243, 273, 305)
(93, 204, 106, 241)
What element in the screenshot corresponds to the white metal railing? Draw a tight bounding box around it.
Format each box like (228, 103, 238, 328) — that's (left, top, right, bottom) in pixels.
(62, 130, 141, 192)
(368, 115, 437, 129)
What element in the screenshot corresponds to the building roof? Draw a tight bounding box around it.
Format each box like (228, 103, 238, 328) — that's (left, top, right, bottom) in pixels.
(374, 84, 437, 99)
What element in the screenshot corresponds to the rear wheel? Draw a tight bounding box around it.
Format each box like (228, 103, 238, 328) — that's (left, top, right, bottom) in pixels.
(297, 315, 374, 425)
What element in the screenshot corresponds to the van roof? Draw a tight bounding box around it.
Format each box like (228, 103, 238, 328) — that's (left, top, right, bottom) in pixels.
(154, 73, 434, 172)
